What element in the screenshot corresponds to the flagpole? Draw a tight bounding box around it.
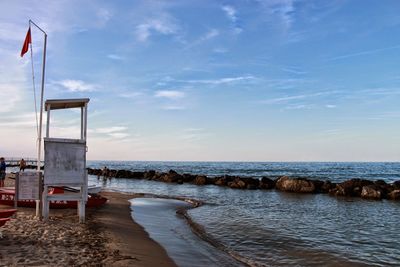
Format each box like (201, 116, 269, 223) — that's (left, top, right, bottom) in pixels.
(29, 20, 47, 172)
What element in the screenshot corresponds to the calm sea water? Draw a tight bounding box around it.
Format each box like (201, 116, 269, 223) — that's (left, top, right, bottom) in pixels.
(88, 161, 400, 266)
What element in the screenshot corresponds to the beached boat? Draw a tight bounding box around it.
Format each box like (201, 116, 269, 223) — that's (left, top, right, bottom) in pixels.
(66, 185, 102, 194)
(0, 188, 107, 209)
(0, 218, 10, 227)
(0, 209, 17, 218)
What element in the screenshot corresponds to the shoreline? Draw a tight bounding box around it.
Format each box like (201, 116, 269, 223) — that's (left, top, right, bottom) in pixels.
(0, 176, 177, 266)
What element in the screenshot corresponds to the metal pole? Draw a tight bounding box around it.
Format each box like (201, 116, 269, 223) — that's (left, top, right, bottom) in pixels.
(30, 20, 47, 172)
(29, 20, 47, 220)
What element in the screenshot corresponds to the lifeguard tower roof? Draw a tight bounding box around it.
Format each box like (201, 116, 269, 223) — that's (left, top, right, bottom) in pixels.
(45, 98, 90, 111)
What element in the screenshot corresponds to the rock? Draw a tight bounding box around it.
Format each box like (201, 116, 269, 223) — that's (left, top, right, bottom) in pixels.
(144, 170, 156, 179)
(320, 181, 335, 193)
(275, 176, 316, 193)
(182, 173, 196, 183)
(228, 178, 247, 189)
(161, 170, 182, 183)
(194, 175, 207, 185)
(388, 190, 400, 200)
(331, 179, 374, 197)
(214, 176, 227, 186)
(393, 181, 400, 190)
(259, 177, 275, 189)
(361, 185, 382, 200)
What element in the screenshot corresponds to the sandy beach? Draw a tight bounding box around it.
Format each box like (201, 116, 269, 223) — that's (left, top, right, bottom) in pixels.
(0, 178, 177, 267)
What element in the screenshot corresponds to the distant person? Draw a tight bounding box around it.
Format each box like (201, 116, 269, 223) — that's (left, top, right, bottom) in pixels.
(102, 166, 109, 178)
(0, 157, 6, 187)
(19, 158, 26, 172)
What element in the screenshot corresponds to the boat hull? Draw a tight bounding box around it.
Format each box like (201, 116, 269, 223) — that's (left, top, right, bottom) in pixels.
(0, 218, 10, 227)
(0, 209, 17, 218)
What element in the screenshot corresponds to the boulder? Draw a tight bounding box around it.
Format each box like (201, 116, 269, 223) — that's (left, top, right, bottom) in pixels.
(320, 181, 336, 193)
(228, 178, 247, 189)
(361, 185, 382, 200)
(214, 176, 227, 186)
(393, 181, 400, 190)
(194, 175, 207, 185)
(161, 170, 182, 183)
(182, 173, 196, 183)
(144, 170, 156, 179)
(331, 179, 374, 197)
(388, 190, 400, 200)
(259, 177, 275, 189)
(275, 176, 316, 193)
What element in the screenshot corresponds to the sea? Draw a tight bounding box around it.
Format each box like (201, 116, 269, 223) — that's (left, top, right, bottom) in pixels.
(87, 161, 400, 267)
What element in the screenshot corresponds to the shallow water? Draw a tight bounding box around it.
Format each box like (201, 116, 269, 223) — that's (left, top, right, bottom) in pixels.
(88, 161, 400, 266)
(131, 198, 243, 267)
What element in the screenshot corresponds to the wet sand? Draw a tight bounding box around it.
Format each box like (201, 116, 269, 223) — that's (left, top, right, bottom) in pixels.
(0, 178, 177, 266)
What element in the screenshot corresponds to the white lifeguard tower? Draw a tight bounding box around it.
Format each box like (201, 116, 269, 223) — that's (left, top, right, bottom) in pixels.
(42, 98, 89, 223)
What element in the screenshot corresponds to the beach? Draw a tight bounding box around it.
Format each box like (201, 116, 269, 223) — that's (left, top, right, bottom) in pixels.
(0, 177, 177, 267)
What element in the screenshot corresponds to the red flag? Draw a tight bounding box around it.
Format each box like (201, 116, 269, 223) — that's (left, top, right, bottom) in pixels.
(20, 27, 31, 57)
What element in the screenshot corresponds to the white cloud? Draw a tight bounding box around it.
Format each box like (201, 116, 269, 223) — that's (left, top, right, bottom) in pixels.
(260, 91, 336, 104)
(222, 5, 237, 22)
(96, 8, 113, 26)
(55, 79, 95, 92)
(95, 126, 128, 134)
(163, 105, 186, 110)
(284, 104, 312, 110)
(135, 18, 178, 42)
(107, 54, 124, 60)
(257, 0, 296, 31)
(155, 90, 185, 99)
(222, 5, 242, 34)
(203, 29, 219, 40)
(108, 132, 130, 139)
(184, 75, 256, 85)
(180, 128, 209, 141)
(118, 92, 143, 98)
(325, 104, 337, 108)
(328, 44, 400, 61)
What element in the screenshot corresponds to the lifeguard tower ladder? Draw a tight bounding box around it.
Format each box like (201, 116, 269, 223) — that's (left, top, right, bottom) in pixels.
(42, 98, 89, 223)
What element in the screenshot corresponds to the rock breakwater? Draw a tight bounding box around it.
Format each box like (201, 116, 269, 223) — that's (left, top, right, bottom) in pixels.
(88, 168, 400, 201)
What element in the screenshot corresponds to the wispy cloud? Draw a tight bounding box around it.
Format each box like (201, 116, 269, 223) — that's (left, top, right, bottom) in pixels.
(222, 5, 242, 34)
(154, 90, 185, 99)
(55, 79, 96, 92)
(95, 126, 128, 134)
(96, 8, 113, 27)
(260, 91, 336, 104)
(108, 132, 130, 139)
(181, 75, 256, 85)
(328, 44, 400, 61)
(180, 128, 209, 141)
(281, 67, 307, 75)
(93, 126, 131, 140)
(185, 29, 219, 49)
(118, 92, 144, 98)
(325, 104, 337, 108)
(135, 17, 178, 42)
(258, 0, 296, 31)
(162, 105, 186, 110)
(284, 104, 313, 110)
(107, 54, 124, 60)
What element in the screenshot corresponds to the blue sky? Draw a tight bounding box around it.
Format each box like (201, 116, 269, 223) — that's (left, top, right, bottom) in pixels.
(1, 0, 400, 161)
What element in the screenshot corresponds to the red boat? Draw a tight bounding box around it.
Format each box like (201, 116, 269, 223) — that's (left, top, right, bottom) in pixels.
(0, 209, 17, 218)
(0, 188, 108, 209)
(0, 218, 10, 227)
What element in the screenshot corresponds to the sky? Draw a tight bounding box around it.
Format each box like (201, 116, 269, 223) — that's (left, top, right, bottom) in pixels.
(1, 0, 400, 162)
